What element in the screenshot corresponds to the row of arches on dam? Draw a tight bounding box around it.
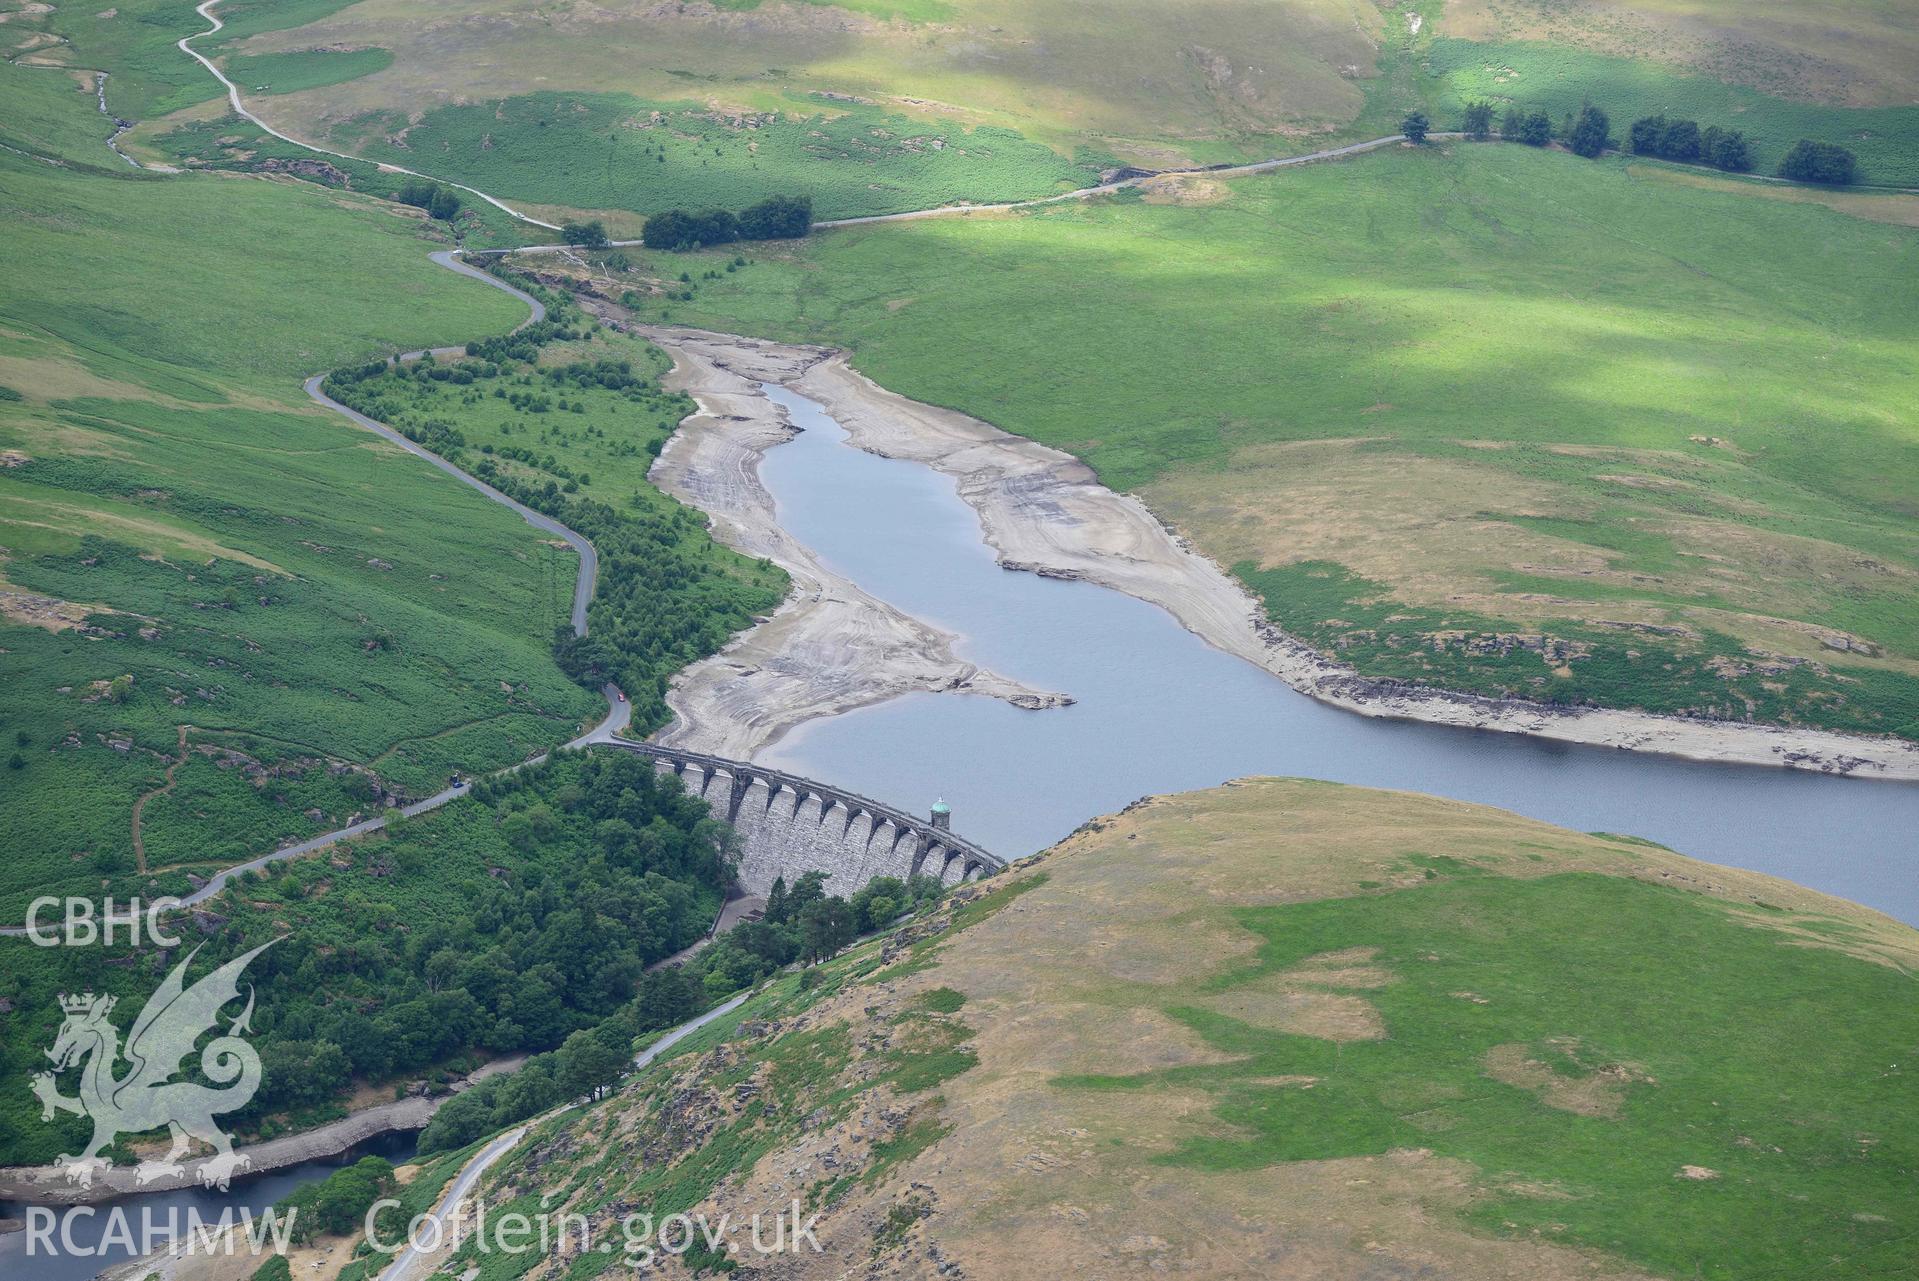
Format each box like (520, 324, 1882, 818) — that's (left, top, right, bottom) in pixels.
(608, 743, 1005, 895)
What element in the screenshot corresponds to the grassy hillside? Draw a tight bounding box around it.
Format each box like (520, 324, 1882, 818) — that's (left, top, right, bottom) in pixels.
(580, 142, 1919, 739)
(218, 0, 1386, 163)
(371, 780, 1918, 1280)
(141, 0, 1914, 230)
(0, 65, 770, 914)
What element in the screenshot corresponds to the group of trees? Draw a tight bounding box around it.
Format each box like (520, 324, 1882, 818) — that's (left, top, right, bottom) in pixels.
(1412, 101, 1608, 154)
(228, 751, 737, 1119)
(275, 1156, 396, 1242)
(1628, 115, 1753, 172)
(642, 195, 813, 252)
(395, 178, 462, 222)
(561, 219, 610, 248)
(417, 867, 949, 1155)
(1778, 139, 1858, 185)
(416, 963, 708, 1154)
(1476, 103, 1611, 156)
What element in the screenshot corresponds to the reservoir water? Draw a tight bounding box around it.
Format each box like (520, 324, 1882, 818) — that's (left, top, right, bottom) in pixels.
(753, 386, 1919, 925)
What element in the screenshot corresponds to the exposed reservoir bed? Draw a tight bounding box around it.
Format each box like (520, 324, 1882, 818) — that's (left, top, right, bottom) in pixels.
(749, 384, 1919, 925)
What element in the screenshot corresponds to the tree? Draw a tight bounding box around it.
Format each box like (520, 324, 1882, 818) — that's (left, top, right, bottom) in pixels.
(561, 220, 609, 249)
(797, 897, 855, 964)
(1461, 101, 1494, 140)
(690, 208, 739, 246)
(1629, 114, 1666, 155)
(426, 188, 462, 222)
(1659, 118, 1701, 163)
(1500, 106, 1524, 141)
(1400, 110, 1430, 144)
(1519, 111, 1553, 147)
(738, 195, 812, 240)
(1778, 139, 1856, 184)
(557, 1028, 624, 1101)
(642, 208, 699, 251)
(764, 875, 790, 925)
(1705, 128, 1752, 173)
(1567, 104, 1609, 159)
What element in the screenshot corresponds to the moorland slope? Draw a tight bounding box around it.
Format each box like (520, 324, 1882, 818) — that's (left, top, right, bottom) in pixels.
(405, 779, 1919, 1280)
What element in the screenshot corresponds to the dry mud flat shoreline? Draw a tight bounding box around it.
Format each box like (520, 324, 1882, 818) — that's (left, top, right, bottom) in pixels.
(638, 326, 1919, 782)
(641, 330, 1068, 758)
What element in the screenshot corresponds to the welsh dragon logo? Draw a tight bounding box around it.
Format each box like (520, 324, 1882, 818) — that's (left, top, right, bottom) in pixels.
(30, 940, 274, 1190)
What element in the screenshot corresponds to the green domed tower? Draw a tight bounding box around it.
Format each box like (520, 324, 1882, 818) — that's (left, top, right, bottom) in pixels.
(930, 799, 951, 831)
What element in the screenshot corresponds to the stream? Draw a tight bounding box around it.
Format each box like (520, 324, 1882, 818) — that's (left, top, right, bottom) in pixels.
(752, 385, 1919, 925)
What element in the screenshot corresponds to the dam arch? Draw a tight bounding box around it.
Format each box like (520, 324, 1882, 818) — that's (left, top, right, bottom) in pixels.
(604, 743, 1004, 895)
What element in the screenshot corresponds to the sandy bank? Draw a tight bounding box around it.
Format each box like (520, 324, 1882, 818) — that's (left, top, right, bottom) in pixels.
(641, 330, 1068, 757)
(638, 327, 1919, 782)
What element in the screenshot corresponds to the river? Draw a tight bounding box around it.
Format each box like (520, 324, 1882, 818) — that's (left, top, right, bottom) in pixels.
(751, 385, 1919, 925)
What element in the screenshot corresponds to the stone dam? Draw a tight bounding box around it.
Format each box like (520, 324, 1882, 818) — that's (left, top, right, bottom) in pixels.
(610, 743, 1003, 894)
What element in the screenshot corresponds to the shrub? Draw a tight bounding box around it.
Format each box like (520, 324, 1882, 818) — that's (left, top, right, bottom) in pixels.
(1400, 110, 1430, 144)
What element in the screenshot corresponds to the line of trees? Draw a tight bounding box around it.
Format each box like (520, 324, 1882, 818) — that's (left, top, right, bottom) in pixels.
(396, 178, 462, 222)
(1628, 115, 1753, 173)
(642, 195, 812, 252)
(1461, 98, 1858, 184)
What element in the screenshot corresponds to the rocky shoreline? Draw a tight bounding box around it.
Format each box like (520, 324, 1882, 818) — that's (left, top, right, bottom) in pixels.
(635, 326, 1919, 781)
